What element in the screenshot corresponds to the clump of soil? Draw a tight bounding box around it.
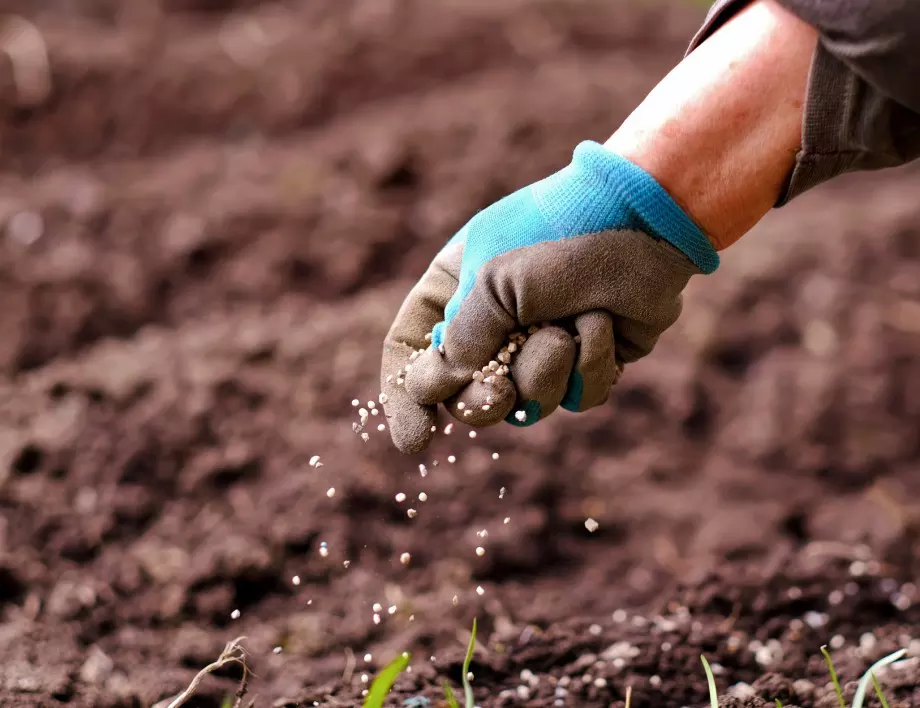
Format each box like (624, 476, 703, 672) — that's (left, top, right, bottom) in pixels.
(1, 0, 919, 706)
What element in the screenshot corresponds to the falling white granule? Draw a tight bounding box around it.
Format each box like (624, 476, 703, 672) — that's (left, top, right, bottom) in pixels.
(319, 547, 329, 558)
(309, 455, 323, 468)
(361, 674, 369, 684)
(585, 518, 599, 533)
(351, 399, 360, 406)
(367, 401, 375, 410)
(230, 609, 241, 620)
(477, 529, 488, 538)
(326, 487, 336, 498)
(452, 595, 459, 606)
(419, 464, 428, 477)
(499, 487, 506, 499)
(447, 455, 456, 464)
(378, 393, 388, 404)
(395, 492, 406, 503)
(361, 432, 369, 442)
(469, 431, 477, 439)
(407, 509, 417, 518)
(418, 492, 428, 502)
(373, 614, 381, 625)
(388, 605, 397, 615)
(371, 409, 379, 416)
(492, 452, 500, 460)
(377, 423, 385, 431)
(457, 402, 466, 410)
(400, 552, 411, 565)
(476, 586, 485, 596)
(444, 424, 454, 435)
(343, 560, 351, 568)
(292, 575, 301, 586)
(364, 653, 372, 662)
(514, 410, 527, 422)
(359, 408, 368, 418)
(475, 547, 485, 557)
(273, 646, 282, 654)
(373, 603, 383, 612)
(503, 517, 510, 524)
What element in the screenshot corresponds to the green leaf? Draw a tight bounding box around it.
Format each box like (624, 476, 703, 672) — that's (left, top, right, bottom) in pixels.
(852, 649, 905, 708)
(220, 696, 234, 708)
(443, 681, 461, 708)
(820, 645, 846, 708)
(700, 655, 719, 708)
(461, 619, 478, 708)
(775, 701, 783, 708)
(363, 651, 411, 708)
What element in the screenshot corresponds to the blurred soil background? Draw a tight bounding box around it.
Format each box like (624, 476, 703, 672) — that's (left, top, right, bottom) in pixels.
(0, 0, 919, 706)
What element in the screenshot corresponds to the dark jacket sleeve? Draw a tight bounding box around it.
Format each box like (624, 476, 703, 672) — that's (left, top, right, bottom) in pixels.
(687, 0, 920, 205)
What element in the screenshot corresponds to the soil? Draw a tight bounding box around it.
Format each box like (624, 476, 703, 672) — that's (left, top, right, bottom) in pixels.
(1, 1, 919, 707)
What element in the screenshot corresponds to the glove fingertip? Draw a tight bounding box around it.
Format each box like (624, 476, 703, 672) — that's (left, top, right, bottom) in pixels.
(560, 371, 584, 413)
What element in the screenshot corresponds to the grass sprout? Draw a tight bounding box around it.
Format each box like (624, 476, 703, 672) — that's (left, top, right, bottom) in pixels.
(363, 651, 410, 708)
(461, 618, 478, 707)
(851, 649, 906, 708)
(822, 645, 847, 708)
(443, 681, 460, 708)
(870, 672, 890, 708)
(700, 655, 719, 708)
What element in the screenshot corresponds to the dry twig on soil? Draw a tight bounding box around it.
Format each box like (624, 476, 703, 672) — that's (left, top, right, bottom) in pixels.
(153, 636, 249, 708)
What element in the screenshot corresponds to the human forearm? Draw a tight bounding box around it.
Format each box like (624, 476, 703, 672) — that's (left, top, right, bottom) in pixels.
(605, 0, 816, 250)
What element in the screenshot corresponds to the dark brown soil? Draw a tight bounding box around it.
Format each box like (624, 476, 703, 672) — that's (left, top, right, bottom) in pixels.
(1, 1, 919, 706)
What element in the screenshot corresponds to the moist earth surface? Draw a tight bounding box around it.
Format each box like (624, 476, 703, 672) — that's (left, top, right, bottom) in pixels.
(1, 1, 919, 706)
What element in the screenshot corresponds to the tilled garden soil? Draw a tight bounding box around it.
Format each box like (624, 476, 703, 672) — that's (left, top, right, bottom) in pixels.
(1, 1, 920, 706)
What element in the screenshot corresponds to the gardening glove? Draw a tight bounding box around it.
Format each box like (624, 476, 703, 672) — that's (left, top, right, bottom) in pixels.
(381, 141, 719, 454)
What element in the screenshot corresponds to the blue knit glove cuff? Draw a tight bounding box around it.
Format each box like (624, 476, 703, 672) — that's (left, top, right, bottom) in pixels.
(546, 141, 720, 274)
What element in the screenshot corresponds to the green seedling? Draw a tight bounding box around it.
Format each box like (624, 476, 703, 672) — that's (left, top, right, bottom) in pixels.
(870, 672, 890, 708)
(443, 618, 479, 708)
(700, 655, 719, 708)
(363, 651, 411, 708)
(851, 649, 905, 708)
(821, 645, 847, 708)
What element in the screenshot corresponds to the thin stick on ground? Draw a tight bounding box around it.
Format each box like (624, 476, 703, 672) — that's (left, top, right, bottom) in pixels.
(165, 636, 248, 708)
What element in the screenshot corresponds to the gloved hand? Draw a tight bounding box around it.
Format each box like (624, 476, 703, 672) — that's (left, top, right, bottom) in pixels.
(380, 141, 719, 454)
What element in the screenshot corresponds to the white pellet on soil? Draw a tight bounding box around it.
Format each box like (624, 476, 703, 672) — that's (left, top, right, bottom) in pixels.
(503, 517, 510, 524)
(364, 653, 372, 662)
(326, 487, 336, 498)
(407, 508, 417, 518)
(388, 605, 397, 615)
(377, 423, 385, 431)
(457, 402, 465, 410)
(418, 492, 427, 502)
(584, 518, 599, 533)
(367, 401, 375, 409)
(469, 430, 477, 438)
(371, 409, 379, 416)
(444, 423, 454, 435)
(343, 560, 350, 568)
(373, 603, 382, 612)
(447, 455, 456, 463)
(373, 614, 381, 625)
(231, 609, 241, 619)
(400, 552, 411, 565)
(476, 586, 485, 595)
(360, 432, 369, 442)
(361, 674, 369, 683)
(395, 492, 406, 502)
(378, 393, 388, 404)
(492, 452, 499, 460)
(418, 463, 428, 477)
(499, 486, 506, 499)
(309, 455, 323, 468)
(292, 575, 301, 586)
(475, 547, 485, 556)
(351, 399, 359, 406)
(319, 546, 329, 558)
(273, 646, 282, 654)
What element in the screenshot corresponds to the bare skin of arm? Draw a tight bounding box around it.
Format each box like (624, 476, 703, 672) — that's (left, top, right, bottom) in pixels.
(606, 0, 818, 250)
